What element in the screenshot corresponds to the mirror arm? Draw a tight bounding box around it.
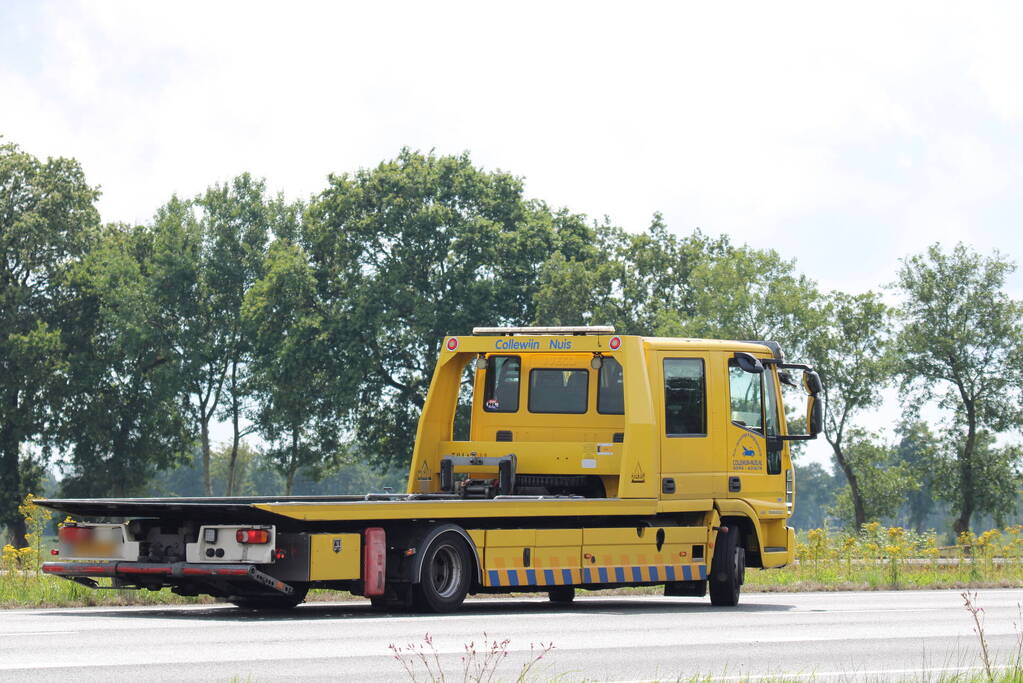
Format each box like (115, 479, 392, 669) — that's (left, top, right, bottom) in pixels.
(766, 360, 813, 372)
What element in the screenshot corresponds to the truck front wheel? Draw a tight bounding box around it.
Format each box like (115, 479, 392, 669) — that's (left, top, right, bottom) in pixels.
(709, 525, 744, 607)
(412, 534, 471, 613)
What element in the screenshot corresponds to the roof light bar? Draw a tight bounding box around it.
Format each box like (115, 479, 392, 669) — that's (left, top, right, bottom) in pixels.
(472, 326, 615, 336)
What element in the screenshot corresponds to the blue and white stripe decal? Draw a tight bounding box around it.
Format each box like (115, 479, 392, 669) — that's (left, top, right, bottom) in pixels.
(485, 563, 707, 587)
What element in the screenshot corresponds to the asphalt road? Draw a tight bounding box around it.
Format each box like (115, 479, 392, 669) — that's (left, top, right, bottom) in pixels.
(2, 589, 1021, 682)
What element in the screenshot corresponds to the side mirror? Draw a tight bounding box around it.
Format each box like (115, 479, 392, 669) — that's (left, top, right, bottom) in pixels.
(807, 395, 823, 436)
(802, 370, 822, 396)
(734, 352, 764, 374)
(775, 363, 824, 441)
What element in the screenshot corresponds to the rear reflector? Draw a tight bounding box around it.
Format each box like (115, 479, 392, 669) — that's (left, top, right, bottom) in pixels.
(363, 527, 386, 597)
(236, 529, 270, 544)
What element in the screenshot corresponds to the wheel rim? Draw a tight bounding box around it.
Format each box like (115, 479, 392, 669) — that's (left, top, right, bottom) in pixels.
(429, 544, 463, 598)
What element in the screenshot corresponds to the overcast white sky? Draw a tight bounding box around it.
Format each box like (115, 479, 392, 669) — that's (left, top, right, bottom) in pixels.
(3, 1, 1022, 466)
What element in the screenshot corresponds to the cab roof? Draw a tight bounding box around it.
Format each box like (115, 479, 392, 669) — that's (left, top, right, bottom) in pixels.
(452, 326, 783, 359)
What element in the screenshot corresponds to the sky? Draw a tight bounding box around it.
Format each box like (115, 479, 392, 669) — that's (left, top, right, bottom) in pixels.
(3, 1, 1022, 466)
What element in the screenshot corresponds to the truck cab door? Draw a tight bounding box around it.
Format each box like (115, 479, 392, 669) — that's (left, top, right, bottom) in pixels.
(656, 352, 721, 500)
(724, 361, 788, 516)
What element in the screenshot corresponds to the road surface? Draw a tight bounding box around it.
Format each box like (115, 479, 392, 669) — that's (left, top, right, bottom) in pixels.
(1, 589, 1021, 681)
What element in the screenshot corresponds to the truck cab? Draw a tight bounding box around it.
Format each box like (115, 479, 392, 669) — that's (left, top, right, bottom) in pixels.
(409, 327, 821, 573)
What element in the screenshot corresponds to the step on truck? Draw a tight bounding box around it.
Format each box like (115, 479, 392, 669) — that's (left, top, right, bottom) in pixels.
(40, 326, 822, 611)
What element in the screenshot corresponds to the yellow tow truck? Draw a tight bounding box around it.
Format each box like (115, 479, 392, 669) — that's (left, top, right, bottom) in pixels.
(40, 326, 821, 611)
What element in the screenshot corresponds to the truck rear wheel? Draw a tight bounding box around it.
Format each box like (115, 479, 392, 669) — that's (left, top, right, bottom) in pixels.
(709, 525, 744, 607)
(548, 586, 575, 603)
(412, 534, 471, 613)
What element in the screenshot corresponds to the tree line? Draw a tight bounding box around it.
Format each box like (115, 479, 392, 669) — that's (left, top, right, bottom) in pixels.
(2, 139, 1022, 544)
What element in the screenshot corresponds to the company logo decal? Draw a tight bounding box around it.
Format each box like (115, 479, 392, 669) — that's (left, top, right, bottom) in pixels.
(731, 434, 764, 472)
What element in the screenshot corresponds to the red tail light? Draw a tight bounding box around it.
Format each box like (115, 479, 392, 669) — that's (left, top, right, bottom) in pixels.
(236, 529, 270, 544)
(59, 525, 93, 543)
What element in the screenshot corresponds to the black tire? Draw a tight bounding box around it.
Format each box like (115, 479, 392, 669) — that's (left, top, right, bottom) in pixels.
(231, 584, 309, 610)
(709, 525, 744, 607)
(548, 586, 575, 603)
(412, 534, 471, 613)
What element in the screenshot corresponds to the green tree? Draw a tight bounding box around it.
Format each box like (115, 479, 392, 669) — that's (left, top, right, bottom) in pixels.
(806, 290, 892, 528)
(686, 245, 819, 355)
(201, 176, 278, 495)
(934, 428, 1022, 530)
(532, 250, 607, 326)
(303, 149, 595, 470)
(895, 243, 1023, 534)
(789, 461, 841, 529)
(57, 223, 189, 497)
(0, 141, 99, 544)
(827, 429, 917, 527)
(893, 420, 941, 532)
(596, 216, 730, 335)
(243, 240, 338, 494)
(151, 175, 273, 496)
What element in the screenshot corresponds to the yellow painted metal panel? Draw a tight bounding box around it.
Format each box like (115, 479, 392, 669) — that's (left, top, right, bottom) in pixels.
(616, 337, 659, 499)
(656, 499, 714, 513)
(309, 533, 361, 581)
(450, 335, 619, 354)
(582, 527, 653, 545)
(253, 498, 658, 522)
(581, 544, 638, 567)
(467, 529, 485, 549)
(484, 545, 528, 570)
(486, 529, 536, 547)
(532, 545, 580, 572)
(535, 529, 582, 546)
(660, 543, 693, 564)
(662, 527, 711, 544)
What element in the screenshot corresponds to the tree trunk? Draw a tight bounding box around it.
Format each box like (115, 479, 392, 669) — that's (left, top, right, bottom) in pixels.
(1, 430, 27, 547)
(954, 404, 978, 535)
(284, 427, 299, 496)
(832, 442, 867, 529)
(226, 361, 240, 496)
(110, 406, 137, 498)
(1, 394, 28, 547)
(200, 414, 212, 496)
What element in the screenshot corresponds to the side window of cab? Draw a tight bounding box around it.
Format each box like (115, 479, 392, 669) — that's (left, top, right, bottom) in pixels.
(484, 356, 520, 412)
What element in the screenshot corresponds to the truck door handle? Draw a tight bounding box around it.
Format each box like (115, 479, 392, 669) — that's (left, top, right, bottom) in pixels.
(522, 548, 531, 567)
